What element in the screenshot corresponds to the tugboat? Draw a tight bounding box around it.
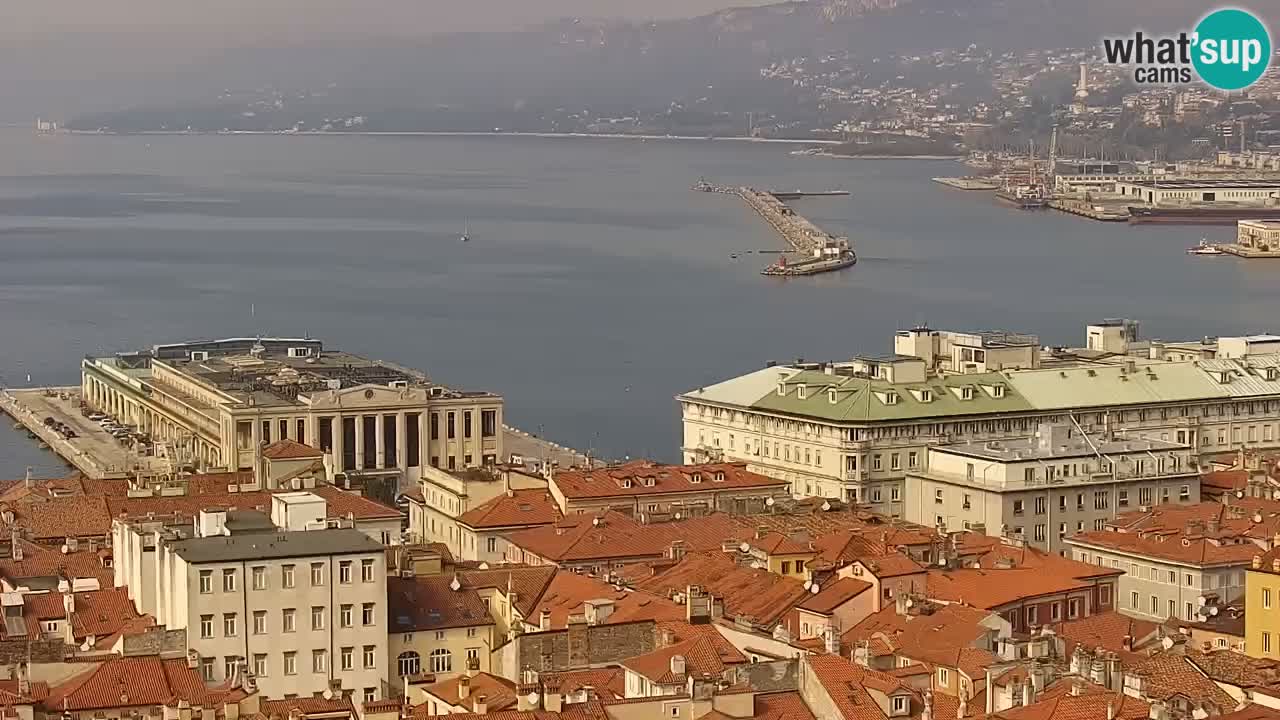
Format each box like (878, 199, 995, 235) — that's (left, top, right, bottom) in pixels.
(1187, 239, 1225, 256)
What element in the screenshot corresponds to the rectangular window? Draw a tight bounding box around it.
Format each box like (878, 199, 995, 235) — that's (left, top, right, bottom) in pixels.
(339, 561, 353, 584)
(1266, 632, 1273, 655)
(261, 421, 271, 444)
(447, 412, 456, 440)
(890, 453, 900, 471)
(362, 603, 375, 626)
(282, 564, 295, 588)
(200, 658, 215, 682)
(254, 654, 267, 678)
(430, 412, 440, 440)
(200, 615, 213, 639)
(781, 561, 792, 574)
(908, 451, 918, 469)
(311, 562, 324, 586)
(341, 647, 354, 671)
(297, 418, 306, 442)
(312, 606, 325, 631)
(253, 610, 267, 635)
(363, 645, 376, 669)
(1051, 603, 1061, 621)
(225, 657, 238, 681)
(1131, 591, 1139, 609)
(279, 419, 288, 441)
(223, 613, 237, 637)
(481, 409, 497, 438)
(891, 486, 901, 501)
(464, 411, 473, 439)
(1265, 588, 1272, 610)
(283, 608, 296, 633)
(199, 570, 212, 594)
(312, 649, 327, 674)
(361, 558, 375, 583)
(252, 566, 267, 591)
(1150, 596, 1159, 614)
(284, 651, 297, 675)
(937, 668, 949, 686)
(341, 604, 353, 628)
(1068, 598, 1080, 618)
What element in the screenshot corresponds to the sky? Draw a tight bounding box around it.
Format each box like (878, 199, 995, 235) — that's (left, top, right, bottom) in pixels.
(5, 0, 766, 43)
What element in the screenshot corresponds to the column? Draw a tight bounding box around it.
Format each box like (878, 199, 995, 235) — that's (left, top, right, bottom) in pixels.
(396, 412, 408, 471)
(375, 415, 386, 469)
(354, 415, 365, 471)
(333, 415, 345, 473)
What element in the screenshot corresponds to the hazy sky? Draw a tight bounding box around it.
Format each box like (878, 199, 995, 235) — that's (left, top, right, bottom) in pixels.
(7, 0, 764, 41)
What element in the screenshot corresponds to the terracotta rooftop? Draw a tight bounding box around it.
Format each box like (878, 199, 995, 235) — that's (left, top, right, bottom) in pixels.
(1125, 652, 1237, 710)
(843, 603, 997, 677)
(804, 654, 919, 720)
(308, 485, 402, 520)
(851, 553, 927, 579)
(421, 672, 517, 713)
(388, 575, 493, 632)
(454, 566, 558, 617)
(43, 655, 242, 711)
(698, 691, 816, 720)
(797, 577, 872, 615)
(623, 625, 746, 685)
(1184, 648, 1280, 690)
(631, 552, 808, 628)
(1202, 469, 1251, 493)
(0, 680, 49, 707)
(260, 697, 356, 718)
(408, 700, 607, 720)
(21, 586, 151, 641)
(457, 489, 560, 529)
(550, 461, 786, 500)
(0, 538, 113, 587)
(926, 552, 1119, 610)
(1050, 611, 1160, 662)
(526, 571, 682, 630)
(538, 668, 626, 701)
(261, 439, 325, 460)
(991, 678, 1149, 720)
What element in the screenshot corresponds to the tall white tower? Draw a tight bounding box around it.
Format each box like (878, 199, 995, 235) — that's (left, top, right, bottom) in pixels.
(1075, 63, 1090, 99)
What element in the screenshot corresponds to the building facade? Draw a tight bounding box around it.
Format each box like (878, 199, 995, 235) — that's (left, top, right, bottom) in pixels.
(81, 338, 502, 479)
(905, 424, 1198, 554)
(681, 323, 1280, 504)
(116, 508, 389, 700)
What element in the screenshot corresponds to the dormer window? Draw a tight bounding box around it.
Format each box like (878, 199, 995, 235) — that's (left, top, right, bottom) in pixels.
(884, 392, 899, 406)
(961, 386, 974, 400)
(777, 382, 786, 396)
(644, 477, 656, 487)
(1268, 367, 1279, 381)
(797, 384, 808, 400)
(621, 479, 633, 489)
(713, 472, 725, 482)
(891, 695, 909, 716)
(690, 473, 702, 484)
(992, 384, 1006, 398)
(829, 389, 839, 405)
(919, 389, 933, 403)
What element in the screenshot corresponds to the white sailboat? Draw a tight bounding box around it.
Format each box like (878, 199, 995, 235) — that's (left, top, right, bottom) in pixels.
(460, 220, 470, 243)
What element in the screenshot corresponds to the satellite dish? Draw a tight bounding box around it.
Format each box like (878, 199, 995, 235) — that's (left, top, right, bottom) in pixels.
(526, 693, 539, 706)
(593, 517, 601, 527)
(450, 576, 462, 592)
(1210, 606, 1220, 616)
(674, 512, 682, 520)
(1197, 596, 1207, 606)
(766, 497, 775, 506)
(1161, 637, 1175, 650)
(810, 584, 821, 595)
(1237, 490, 1246, 498)
(803, 580, 812, 590)
(821, 501, 832, 511)
(740, 542, 750, 553)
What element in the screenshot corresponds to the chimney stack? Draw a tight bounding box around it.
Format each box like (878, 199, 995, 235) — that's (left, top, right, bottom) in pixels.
(459, 676, 471, 700)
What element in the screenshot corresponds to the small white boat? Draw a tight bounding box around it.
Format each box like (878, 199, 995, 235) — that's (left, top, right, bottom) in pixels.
(1187, 240, 1224, 256)
(460, 220, 470, 243)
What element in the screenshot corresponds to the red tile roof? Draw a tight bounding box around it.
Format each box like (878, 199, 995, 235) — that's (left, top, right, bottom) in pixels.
(843, 604, 997, 677)
(1202, 469, 1250, 493)
(261, 439, 324, 460)
(454, 566, 558, 617)
(991, 679, 1149, 720)
(1050, 612, 1160, 662)
(0, 538, 113, 586)
(1124, 652, 1237, 709)
(852, 553, 926, 579)
(504, 512, 673, 564)
(525, 571, 682, 630)
(0, 680, 49, 707)
(388, 575, 492, 632)
(260, 696, 356, 719)
(797, 577, 872, 615)
(631, 552, 808, 628)
(804, 654, 916, 720)
(925, 552, 1118, 610)
(550, 461, 786, 501)
(457, 489, 560, 529)
(21, 587, 151, 641)
(538, 669, 626, 701)
(309, 485, 402, 520)
(421, 673, 517, 713)
(1072, 499, 1280, 567)
(622, 629, 746, 685)
(43, 656, 241, 711)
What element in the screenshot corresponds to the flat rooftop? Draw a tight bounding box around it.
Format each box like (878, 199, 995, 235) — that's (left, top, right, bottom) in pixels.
(170, 527, 383, 563)
(1120, 179, 1280, 189)
(938, 433, 1186, 462)
(95, 337, 497, 408)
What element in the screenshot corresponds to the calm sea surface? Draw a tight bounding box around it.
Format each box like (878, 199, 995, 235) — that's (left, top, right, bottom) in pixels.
(0, 130, 1273, 476)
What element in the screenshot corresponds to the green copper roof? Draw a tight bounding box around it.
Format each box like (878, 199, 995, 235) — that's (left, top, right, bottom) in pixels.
(745, 369, 1033, 422)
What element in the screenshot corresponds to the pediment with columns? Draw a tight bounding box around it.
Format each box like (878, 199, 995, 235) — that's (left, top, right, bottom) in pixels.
(300, 383, 428, 410)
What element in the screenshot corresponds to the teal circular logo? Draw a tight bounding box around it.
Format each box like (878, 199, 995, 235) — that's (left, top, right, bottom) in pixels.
(1192, 8, 1272, 91)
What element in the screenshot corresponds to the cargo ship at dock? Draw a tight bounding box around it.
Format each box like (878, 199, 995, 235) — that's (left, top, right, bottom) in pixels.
(1127, 204, 1280, 225)
(994, 183, 1048, 209)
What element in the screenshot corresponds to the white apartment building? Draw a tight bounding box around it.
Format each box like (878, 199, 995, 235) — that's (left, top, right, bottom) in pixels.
(409, 464, 548, 560)
(905, 424, 1198, 554)
(81, 337, 503, 480)
(680, 322, 1280, 504)
(116, 506, 388, 701)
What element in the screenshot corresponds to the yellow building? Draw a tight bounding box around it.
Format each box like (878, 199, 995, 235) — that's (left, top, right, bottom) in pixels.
(741, 527, 816, 580)
(388, 575, 497, 681)
(1246, 552, 1280, 658)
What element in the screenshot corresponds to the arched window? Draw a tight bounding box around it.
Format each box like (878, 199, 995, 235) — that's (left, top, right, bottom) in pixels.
(397, 651, 421, 677)
(429, 648, 452, 674)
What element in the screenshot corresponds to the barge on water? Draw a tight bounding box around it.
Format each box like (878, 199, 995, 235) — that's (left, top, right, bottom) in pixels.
(995, 184, 1048, 209)
(1128, 205, 1280, 225)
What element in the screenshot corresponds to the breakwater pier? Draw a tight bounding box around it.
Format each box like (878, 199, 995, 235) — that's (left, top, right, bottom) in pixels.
(694, 179, 856, 276)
